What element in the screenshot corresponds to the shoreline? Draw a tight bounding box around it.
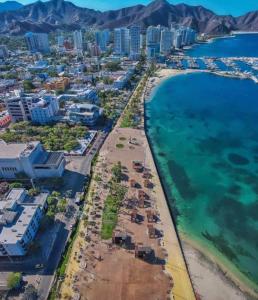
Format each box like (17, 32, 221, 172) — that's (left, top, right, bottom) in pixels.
(144, 68, 258, 300)
(181, 233, 258, 299)
(145, 68, 257, 100)
(143, 126, 196, 299)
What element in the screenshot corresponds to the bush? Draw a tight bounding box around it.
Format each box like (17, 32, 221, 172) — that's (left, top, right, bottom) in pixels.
(101, 183, 127, 239)
(116, 143, 124, 149)
(7, 272, 22, 290)
(9, 182, 23, 189)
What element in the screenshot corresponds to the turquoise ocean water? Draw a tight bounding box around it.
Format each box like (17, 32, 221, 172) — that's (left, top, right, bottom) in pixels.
(145, 34, 258, 292)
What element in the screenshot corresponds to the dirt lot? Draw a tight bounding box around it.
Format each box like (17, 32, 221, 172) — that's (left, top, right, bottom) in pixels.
(71, 128, 172, 300)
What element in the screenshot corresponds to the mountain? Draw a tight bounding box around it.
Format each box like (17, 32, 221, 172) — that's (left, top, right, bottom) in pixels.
(0, 0, 257, 35)
(0, 1, 23, 13)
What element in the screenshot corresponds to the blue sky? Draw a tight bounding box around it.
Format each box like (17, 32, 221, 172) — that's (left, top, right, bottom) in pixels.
(2, 0, 258, 16)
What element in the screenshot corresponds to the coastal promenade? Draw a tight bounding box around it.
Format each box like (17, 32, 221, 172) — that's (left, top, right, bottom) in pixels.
(58, 72, 196, 300)
(142, 74, 196, 300)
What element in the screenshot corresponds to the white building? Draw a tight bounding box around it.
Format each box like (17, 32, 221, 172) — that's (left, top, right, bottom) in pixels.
(0, 188, 48, 256)
(57, 34, 65, 52)
(114, 28, 130, 56)
(95, 30, 110, 52)
(0, 45, 8, 59)
(73, 30, 83, 52)
(5, 92, 59, 124)
(160, 28, 173, 55)
(129, 26, 141, 60)
(0, 141, 65, 179)
(24, 32, 50, 54)
(146, 26, 161, 59)
(58, 88, 99, 104)
(146, 26, 161, 45)
(171, 26, 197, 48)
(173, 30, 183, 49)
(68, 103, 102, 126)
(113, 67, 135, 90)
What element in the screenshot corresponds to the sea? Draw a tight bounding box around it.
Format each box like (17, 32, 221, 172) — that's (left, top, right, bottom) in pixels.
(145, 34, 258, 293)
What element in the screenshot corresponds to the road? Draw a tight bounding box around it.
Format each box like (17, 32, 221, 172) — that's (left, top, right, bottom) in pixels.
(37, 129, 110, 300)
(0, 129, 110, 300)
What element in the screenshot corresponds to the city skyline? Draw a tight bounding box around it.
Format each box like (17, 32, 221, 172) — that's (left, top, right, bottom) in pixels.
(0, 0, 258, 16)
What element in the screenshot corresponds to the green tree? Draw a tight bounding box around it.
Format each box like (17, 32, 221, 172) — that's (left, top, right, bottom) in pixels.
(23, 80, 35, 92)
(28, 188, 40, 197)
(111, 161, 122, 183)
(57, 198, 67, 213)
(7, 272, 22, 290)
(9, 182, 23, 189)
(105, 61, 121, 72)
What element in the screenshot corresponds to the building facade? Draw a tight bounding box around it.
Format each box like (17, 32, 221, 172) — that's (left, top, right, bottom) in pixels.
(160, 28, 173, 55)
(0, 188, 48, 256)
(0, 141, 65, 179)
(0, 45, 8, 59)
(68, 103, 102, 126)
(5, 93, 59, 124)
(73, 30, 83, 52)
(24, 32, 50, 53)
(114, 28, 130, 56)
(129, 26, 141, 60)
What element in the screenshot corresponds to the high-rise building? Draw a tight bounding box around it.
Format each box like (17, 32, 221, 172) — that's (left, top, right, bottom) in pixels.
(95, 30, 110, 52)
(114, 28, 130, 56)
(173, 31, 183, 49)
(146, 26, 161, 59)
(129, 26, 141, 60)
(171, 26, 197, 48)
(5, 93, 59, 124)
(146, 26, 161, 45)
(146, 44, 159, 60)
(73, 30, 83, 52)
(140, 34, 145, 50)
(57, 35, 64, 49)
(184, 28, 197, 45)
(24, 32, 50, 53)
(160, 28, 172, 55)
(90, 43, 101, 57)
(0, 45, 8, 59)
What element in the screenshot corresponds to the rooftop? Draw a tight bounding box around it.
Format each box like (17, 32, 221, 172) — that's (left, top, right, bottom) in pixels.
(0, 205, 38, 244)
(34, 151, 63, 166)
(0, 141, 40, 159)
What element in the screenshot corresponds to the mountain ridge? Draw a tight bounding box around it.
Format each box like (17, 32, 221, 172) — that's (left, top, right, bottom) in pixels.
(0, 0, 257, 35)
(0, 1, 23, 13)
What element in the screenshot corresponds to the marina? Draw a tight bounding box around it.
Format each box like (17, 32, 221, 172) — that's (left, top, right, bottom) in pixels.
(167, 56, 258, 83)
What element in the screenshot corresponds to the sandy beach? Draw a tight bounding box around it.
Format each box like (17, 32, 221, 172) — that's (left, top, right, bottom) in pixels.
(145, 68, 258, 300)
(59, 73, 196, 300)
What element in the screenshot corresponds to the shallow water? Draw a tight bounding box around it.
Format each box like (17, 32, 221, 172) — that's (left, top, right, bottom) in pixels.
(146, 71, 258, 291)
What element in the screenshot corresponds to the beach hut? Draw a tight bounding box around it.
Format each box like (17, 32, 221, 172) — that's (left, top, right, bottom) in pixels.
(146, 210, 156, 223)
(112, 232, 127, 245)
(130, 209, 138, 223)
(138, 190, 149, 200)
(135, 244, 153, 259)
(132, 161, 143, 173)
(144, 179, 152, 188)
(138, 197, 145, 208)
(143, 171, 152, 179)
(147, 224, 156, 238)
(130, 179, 137, 188)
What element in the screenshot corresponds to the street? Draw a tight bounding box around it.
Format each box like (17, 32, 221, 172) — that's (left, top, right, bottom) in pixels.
(0, 129, 110, 300)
